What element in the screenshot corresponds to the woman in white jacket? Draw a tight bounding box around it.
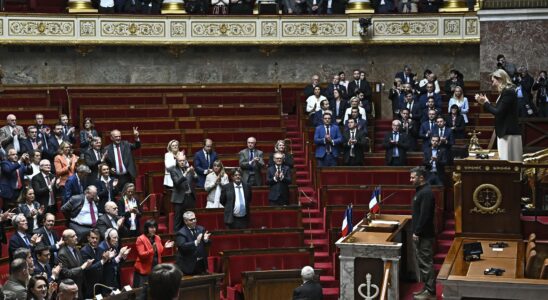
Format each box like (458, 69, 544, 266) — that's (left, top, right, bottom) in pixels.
(204, 160, 229, 208)
(164, 140, 186, 188)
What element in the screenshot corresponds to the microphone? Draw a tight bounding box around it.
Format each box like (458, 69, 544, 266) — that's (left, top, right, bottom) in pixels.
(93, 283, 119, 300)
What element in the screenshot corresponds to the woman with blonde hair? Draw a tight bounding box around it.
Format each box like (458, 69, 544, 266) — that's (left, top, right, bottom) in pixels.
(475, 69, 523, 161)
(163, 140, 186, 188)
(54, 141, 78, 193)
(118, 182, 141, 237)
(268, 140, 294, 169)
(204, 160, 229, 208)
(448, 86, 469, 124)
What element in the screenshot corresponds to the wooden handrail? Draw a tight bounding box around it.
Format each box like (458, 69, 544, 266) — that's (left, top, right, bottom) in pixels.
(380, 260, 392, 300)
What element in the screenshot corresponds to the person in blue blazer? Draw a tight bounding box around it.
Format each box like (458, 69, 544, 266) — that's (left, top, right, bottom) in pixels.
(193, 139, 218, 188)
(0, 149, 32, 209)
(314, 112, 342, 167)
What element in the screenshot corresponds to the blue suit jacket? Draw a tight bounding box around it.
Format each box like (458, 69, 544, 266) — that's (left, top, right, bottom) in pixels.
(33, 260, 53, 281)
(314, 124, 342, 158)
(0, 160, 30, 199)
(418, 93, 442, 110)
(63, 174, 85, 204)
(97, 241, 122, 289)
(193, 150, 218, 187)
(9, 232, 33, 262)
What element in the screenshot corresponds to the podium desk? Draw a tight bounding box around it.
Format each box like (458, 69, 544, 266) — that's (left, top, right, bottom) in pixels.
(336, 215, 413, 300)
(439, 237, 548, 300)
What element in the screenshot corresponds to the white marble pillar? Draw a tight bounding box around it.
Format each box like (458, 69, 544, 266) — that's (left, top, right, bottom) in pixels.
(67, 0, 97, 13)
(162, 0, 186, 14)
(345, 0, 374, 14)
(339, 255, 356, 300)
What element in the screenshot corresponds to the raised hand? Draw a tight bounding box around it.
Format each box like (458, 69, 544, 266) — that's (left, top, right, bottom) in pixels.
(133, 127, 140, 137)
(165, 240, 174, 248)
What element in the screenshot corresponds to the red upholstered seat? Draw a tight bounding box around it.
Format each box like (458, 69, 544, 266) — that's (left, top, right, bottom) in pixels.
(282, 252, 311, 269)
(227, 256, 255, 287)
(0, 259, 10, 285)
(255, 254, 283, 271)
(120, 266, 134, 287)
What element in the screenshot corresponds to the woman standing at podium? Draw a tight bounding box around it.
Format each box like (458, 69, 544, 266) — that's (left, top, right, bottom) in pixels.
(475, 69, 523, 161)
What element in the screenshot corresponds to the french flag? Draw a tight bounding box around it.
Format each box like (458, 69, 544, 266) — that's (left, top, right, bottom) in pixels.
(369, 186, 381, 214)
(341, 205, 353, 237)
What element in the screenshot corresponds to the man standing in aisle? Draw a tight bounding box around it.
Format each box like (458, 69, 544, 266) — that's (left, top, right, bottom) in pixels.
(410, 167, 436, 300)
(105, 128, 141, 190)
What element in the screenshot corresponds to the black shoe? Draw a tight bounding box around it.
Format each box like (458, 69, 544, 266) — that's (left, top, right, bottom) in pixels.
(413, 288, 426, 296)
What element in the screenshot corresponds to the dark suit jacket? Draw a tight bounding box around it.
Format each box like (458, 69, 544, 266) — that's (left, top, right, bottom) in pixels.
(423, 147, 448, 176)
(266, 165, 292, 205)
(445, 114, 466, 139)
(292, 280, 323, 300)
(95, 214, 128, 240)
(0, 160, 31, 199)
(434, 126, 455, 150)
(31, 172, 57, 207)
(419, 0, 442, 12)
(84, 148, 104, 183)
(175, 225, 210, 275)
(395, 71, 416, 87)
(418, 93, 442, 110)
(33, 261, 53, 281)
(57, 245, 85, 299)
(342, 129, 368, 165)
(193, 150, 218, 187)
(20, 138, 44, 156)
(17, 201, 43, 233)
(329, 99, 349, 124)
(268, 152, 294, 169)
(220, 182, 252, 225)
(63, 174, 85, 204)
(80, 244, 104, 299)
(400, 101, 422, 124)
(34, 226, 60, 265)
(325, 83, 347, 101)
(169, 166, 197, 207)
(382, 131, 410, 165)
(105, 140, 141, 179)
(312, 109, 331, 127)
(8, 231, 33, 262)
(96, 177, 119, 213)
(97, 240, 122, 289)
(347, 80, 372, 99)
(303, 84, 322, 98)
(483, 88, 521, 138)
(46, 135, 66, 160)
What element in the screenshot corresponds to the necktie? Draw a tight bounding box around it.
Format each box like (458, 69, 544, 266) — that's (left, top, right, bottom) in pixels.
(190, 228, 196, 237)
(96, 150, 100, 161)
(23, 235, 30, 247)
(350, 130, 356, 157)
(116, 145, 124, 174)
(77, 176, 82, 194)
(393, 133, 399, 157)
(236, 185, 245, 216)
(250, 150, 254, 161)
(12, 128, 20, 153)
(32, 139, 37, 149)
(430, 122, 434, 132)
(46, 175, 55, 206)
(326, 126, 331, 153)
(206, 152, 210, 167)
(15, 169, 22, 189)
(72, 248, 79, 263)
(48, 231, 54, 246)
(440, 128, 444, 137)
(89, 200, 97, 226)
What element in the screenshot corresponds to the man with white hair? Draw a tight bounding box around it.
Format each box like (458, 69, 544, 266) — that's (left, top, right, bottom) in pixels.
(169, 153, 197, 231)
(175, 211, 210, 275)
(238, 136, 265, 186)
(292, 266, 323, 300)
(57, 229, 94, 299)
(31, 159, 59, 214)
(0, 114, 26, 154)
(8, 213, 42, 262)
(105, 128, 140, 191)
(95, 201, 128, 239)
(61, 185, 100, 242)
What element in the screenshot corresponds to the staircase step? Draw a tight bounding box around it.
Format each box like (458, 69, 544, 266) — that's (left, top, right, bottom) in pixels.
(304, 229, 325, 235)
(299, 187, 315, 194)
(305, 239, 329, 245)
(302, 208, 321, 215)
(438, 230, 456, 240)
(299, 196, 317, 205)
(434, 253, 447, 264)
(303, 217, 323, 224)
(297, 179, 311, 185)
(437, 240, 453, 253)
(445, 219, 456, 230)
(315, 251, 330, 258)
(322, 287, 340, 298)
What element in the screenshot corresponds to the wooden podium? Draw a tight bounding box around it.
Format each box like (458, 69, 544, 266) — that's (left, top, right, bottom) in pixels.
(453, 158, 523, 238)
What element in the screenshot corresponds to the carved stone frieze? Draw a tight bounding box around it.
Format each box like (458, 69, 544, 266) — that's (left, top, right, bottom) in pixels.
(261, 21, 277, 37)
(191, 22, 256, 37)
(101, 21, 165, 37)
(444, 19, 461, 35)
(465, 18, 478, 35)
(8, 19, 74, 36)
(282, 21, 346, 37)
(171, 21, 186, 37)
(80, 20, 96, 37)
(0, 20, 3, 35)
(374, 19, 438, 36)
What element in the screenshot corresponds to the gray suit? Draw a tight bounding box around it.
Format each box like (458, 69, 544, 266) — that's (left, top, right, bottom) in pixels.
(0, 125, 26, 153)
(239, 148, 265, 186)
(2, 277, 27, 300)
(169, 166, 197, 231)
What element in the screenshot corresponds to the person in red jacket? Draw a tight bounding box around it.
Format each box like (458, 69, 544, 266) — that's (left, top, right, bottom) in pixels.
(133, 219, 174, 287)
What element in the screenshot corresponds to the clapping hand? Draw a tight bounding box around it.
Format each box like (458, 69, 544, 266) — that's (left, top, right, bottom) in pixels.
(120, 246, 131, 259)
(165, 240, 175, 248)
(30, 234, 42, 245)
(475, 93, 488, 104)
(203, 231, 211, 242)
(81, 259, 94, 269)
(117, 217, 125, 228)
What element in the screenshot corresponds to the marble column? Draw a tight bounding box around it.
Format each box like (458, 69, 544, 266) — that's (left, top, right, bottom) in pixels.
(339, 255, 355, 300)
(385, 258, 400, 300)
(345, 0, 374, 14)
(439, 0, 469, 12)
(67, 0, 97, 13)
(162, 0, 186, 14)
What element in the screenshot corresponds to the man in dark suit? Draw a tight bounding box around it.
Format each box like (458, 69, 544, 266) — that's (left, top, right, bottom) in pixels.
(314, 112, 342, 167)
(303, 74, 321, 98)
(31, 159, 59, 214)
(395, 65, 417, 88)
(325, 74, 348, 102)
(33, 244, 60, 281)
(419, 109, 439, 152)
(418, 83, 442, 110)
(34, 114, 50, 154)
(342, 118, 368, 166)
(238, 137, 265, 187)
(312, 100, 332, 127)
(193, 139, 217, 188)
(175, 211, 211, 275)
(97, 228, 130, 292)
(105, 128, 140, 190)
(95, 201, 128, 239)
(383, 120, 410, 166)
(267, 152, 292, 206)
(169, 153, 197, 232)
(80, 229, 110, 299)
(63, 164, 91, 205)
(306, 0, 324, 14)
(61, 185, 100, 243)
(9, 213, 42, 262)
(292, 266, 323, 300)
(84, 137, 106, 183)
(347, 69, 368, 98)
(399, 108, 419, 151)
(434, 116, 454, 164)
(46, 124, 68, 161)
(220, 168, 252, 229)
(35, 213, 62, 265)
(0, 149, 32, 209)
(57, 229, 94, 299)
(423, 136, 448, 186)
(20, 126, 44, 156)
(400, 91, 422, 125)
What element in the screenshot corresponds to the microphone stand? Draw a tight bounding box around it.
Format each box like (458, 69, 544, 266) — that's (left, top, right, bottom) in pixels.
(93, 283, 116, 300)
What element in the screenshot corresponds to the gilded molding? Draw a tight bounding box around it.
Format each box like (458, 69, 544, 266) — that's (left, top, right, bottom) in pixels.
(80, 20, 96, 36)
(373, 19, 438, 36)
(101, 21, 165, 37)
(282, 21, 346, 37)
(191, 22, 256, 37)
(171, 21, 186, 37)
(8, 19, 74, 37)
(0, 14, 479, 45)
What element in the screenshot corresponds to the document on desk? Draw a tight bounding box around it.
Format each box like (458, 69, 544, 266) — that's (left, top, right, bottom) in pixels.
(491, 248, 504, 252)
(370, 220, 400, 225)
